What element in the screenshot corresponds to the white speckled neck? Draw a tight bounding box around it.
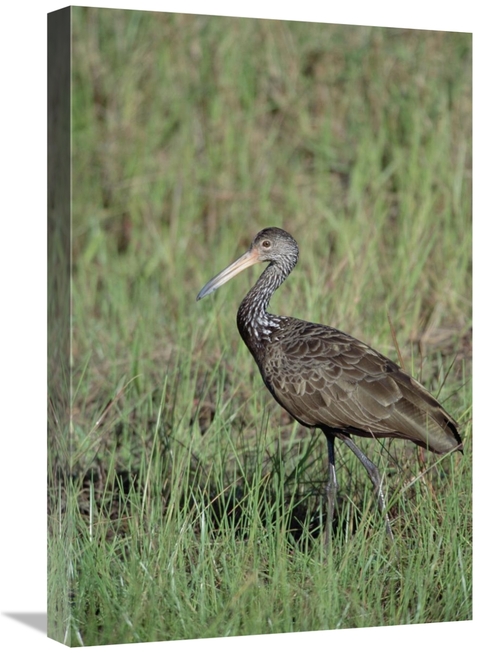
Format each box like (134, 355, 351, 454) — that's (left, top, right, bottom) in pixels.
(237, 259, 293, 346)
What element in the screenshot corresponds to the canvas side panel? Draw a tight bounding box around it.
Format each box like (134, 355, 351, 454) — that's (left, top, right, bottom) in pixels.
(47, 5, 71, 647)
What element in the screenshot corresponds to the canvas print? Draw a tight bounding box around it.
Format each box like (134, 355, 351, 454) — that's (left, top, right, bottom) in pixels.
(47, 6, 472, 646)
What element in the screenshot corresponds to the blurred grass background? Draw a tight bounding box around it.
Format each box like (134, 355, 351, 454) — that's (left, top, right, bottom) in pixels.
(48, 7, 471, 646)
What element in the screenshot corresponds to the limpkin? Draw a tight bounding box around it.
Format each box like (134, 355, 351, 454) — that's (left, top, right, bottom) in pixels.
(197, 227, 462, 541)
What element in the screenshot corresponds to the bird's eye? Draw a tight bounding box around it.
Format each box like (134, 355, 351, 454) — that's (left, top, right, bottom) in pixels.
(262, 240, 271, 249)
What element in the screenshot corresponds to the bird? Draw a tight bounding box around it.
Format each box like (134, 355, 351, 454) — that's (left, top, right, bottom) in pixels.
(196, 227, 462, 542)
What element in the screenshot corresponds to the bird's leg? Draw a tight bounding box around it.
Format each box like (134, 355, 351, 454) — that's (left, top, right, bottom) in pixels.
(339, 435, 394, 540)
(324, 436, 338, 547)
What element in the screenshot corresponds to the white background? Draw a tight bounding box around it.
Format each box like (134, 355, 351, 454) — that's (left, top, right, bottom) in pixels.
(1, 1, 492, 651)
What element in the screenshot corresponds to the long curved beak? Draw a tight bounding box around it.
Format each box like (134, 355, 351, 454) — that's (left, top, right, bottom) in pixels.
(197, 248, 260, 300)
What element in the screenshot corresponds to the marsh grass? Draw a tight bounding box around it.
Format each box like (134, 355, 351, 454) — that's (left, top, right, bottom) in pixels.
(48, 8, 472, 646)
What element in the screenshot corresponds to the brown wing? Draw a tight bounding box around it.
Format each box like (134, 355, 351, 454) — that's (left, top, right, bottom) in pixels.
(262, 320, 461, 454)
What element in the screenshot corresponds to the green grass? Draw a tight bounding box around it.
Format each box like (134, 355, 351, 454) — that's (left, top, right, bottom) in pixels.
(48, 8, 472, 646)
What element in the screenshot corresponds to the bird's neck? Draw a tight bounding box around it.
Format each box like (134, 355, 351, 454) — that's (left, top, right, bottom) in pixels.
(236, 263, 287, 350)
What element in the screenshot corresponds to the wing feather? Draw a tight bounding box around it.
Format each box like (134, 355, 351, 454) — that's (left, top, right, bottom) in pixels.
(262, 320, 461, 453)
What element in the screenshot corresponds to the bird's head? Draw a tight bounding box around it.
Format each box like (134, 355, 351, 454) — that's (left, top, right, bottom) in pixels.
(197, 227, 299, 300)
